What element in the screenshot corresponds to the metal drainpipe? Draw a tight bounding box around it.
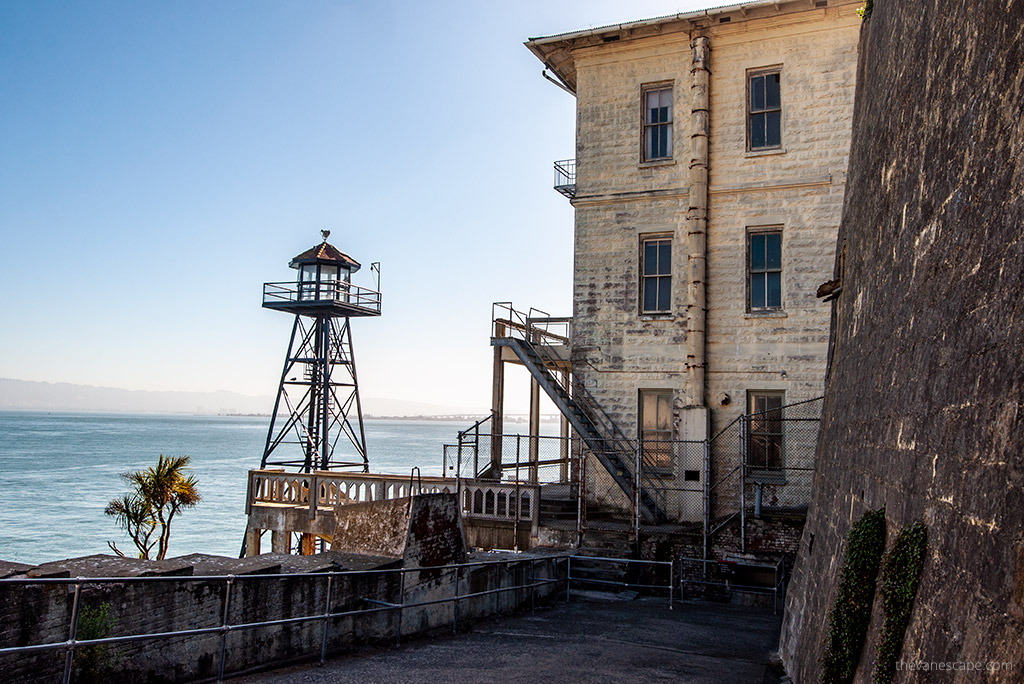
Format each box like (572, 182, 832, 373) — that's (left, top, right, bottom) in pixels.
(686, 34, 710, 408)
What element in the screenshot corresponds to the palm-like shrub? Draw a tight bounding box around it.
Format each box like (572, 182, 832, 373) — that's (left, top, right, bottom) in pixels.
(105, 455, 201, 560)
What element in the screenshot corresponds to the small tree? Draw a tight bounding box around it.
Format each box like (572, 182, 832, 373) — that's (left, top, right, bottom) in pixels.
(105, 455, 201, 560)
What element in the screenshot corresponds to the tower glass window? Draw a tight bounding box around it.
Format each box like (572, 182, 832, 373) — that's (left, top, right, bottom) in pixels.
(642, 85, 673, 161)
(748, 230, 782, 310)
(640, 389, 673, 469)
(748, 70, 782, 150)
(641, 237, 672, 314)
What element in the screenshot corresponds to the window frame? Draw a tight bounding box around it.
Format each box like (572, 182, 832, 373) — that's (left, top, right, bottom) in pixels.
(747, 227, 783, 312)
(746, 67, 783, 151)
(639, 389, 674, 471)
(640, 82, 674, 163)
(746, 390, 785, 471)
(639, 235, 673, 315)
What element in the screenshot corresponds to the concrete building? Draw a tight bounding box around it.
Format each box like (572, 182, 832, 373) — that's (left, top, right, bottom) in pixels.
(245, 0, 864, 561)
(510, 0, 861, 533)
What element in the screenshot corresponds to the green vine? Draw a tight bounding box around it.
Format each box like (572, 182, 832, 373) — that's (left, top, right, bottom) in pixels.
(856, 0, 874, 20)
(74, 602, 120, 683)
(820, 507, 887, 683)
(872, 521, 928, 684)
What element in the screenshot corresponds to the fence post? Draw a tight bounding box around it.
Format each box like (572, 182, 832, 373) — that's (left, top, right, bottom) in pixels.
(739, 416, 747, 554)
(577, 441, 586, 547)
(530, 558, 536, 615)
(452, 565, 460, 635)
(633, 439, 641, 540)
(319, 574, 333, 665)
(217, 576, 234, 683)
(61, 580, 83, 684)
(514, 440, 521, 552)
(396, 571, 405, 647)
(566, 556, 572, 603)
(668, 559, 674, 610)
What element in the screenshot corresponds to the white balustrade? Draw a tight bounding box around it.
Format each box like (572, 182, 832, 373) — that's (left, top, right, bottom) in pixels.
(248, 469, 537, 527)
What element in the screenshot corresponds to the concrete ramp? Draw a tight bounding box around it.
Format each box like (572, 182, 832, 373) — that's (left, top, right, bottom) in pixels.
(330, 492, 466, 567)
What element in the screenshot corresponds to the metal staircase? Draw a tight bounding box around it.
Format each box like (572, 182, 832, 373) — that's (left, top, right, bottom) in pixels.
(492, 304, 666, 523)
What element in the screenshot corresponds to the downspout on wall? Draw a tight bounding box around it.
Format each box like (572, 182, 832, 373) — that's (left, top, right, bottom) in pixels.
(686, 35, 710, 408)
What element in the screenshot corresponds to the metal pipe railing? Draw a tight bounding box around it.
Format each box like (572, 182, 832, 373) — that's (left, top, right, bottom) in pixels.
(0, 553, 677, 683)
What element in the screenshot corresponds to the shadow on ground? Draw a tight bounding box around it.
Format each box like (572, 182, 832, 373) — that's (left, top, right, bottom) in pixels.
(231, 596, 784, 683)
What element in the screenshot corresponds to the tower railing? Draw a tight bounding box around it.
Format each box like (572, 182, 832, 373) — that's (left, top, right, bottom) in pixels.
(263, 280, 381, 313)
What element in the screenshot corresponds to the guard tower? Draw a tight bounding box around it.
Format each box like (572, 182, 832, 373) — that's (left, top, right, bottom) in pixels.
(260, 231, 381, 473)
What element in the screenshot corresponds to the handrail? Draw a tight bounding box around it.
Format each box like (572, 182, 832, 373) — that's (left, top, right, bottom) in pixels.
(263, 280, 382, 313)
(0, 555, 574, 684)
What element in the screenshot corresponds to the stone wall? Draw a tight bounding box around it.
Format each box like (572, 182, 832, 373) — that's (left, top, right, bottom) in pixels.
(780, 1, 1024, 681)
(0, 551, 564, 683)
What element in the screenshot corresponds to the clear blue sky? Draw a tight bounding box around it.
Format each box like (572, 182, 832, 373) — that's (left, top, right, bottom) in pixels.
(0, 0, 711, 413)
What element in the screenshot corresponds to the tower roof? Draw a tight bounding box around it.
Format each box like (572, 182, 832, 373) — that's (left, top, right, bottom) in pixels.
(289, 241, 361, 273)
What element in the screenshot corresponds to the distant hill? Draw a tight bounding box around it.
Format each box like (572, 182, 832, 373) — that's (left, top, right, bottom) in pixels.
(0, 378, 483, 417)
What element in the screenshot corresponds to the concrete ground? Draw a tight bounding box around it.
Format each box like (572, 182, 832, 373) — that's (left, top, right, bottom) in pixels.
(232, 595, 784, 684)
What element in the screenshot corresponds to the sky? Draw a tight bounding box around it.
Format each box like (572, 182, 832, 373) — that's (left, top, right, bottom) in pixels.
(0, 0, 714, 414)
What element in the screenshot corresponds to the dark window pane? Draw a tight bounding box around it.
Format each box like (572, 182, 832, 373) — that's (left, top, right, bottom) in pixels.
(644, 242, 658, 275)
(751, 273, 766, 308)
(658, 277, 671, 311)
(767, 272, 782, 307)
(766, 73, 780, 109)
(750, 234, 765, 271)
(644, 280, 657, 311)
(750, 113, 765, 148)
(751, 75, 765, 111)
(766, 233, 781, 269)
(657, 125, 667, 156)
(658, 241, 671, 275)
(766, 111, 781, 147)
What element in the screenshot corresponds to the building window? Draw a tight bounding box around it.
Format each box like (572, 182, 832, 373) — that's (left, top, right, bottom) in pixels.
(748, 69, 781, 150)
(642, 84, 673, 161)
(748, 391, 784, 469)
(641, 237, 672, 314)
(640, 390, 673, 469)
(748, 230, 782, 310)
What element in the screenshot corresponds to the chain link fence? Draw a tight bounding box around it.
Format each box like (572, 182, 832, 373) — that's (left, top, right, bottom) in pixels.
(442, 397, 821, 541)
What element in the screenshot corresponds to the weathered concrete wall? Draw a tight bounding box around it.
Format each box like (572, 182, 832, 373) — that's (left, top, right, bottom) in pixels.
(403, 494, 467, 567)
(330, 494, 467, 567)
(0, 551, 563, 683)
(780, 1, 1024, 681)
(567, 4, 860, 520)
(331, 497, 415, 558)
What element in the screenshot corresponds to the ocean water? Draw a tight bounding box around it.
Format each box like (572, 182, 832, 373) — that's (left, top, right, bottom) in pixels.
(0, 411, 513, 565)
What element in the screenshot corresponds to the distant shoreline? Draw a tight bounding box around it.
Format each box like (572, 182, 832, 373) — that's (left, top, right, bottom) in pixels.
(220, 413, 561, 424)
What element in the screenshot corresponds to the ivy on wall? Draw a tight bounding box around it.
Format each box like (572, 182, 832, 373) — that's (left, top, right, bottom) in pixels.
(820, 507, 887, 683)
(872, 521, 928, 684)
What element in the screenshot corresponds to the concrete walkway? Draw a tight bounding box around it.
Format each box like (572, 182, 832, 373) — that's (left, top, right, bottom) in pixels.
(233, 596, 784, 684)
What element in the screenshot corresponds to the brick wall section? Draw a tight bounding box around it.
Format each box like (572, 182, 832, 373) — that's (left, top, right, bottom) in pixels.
(780, 1, 1024, 681)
